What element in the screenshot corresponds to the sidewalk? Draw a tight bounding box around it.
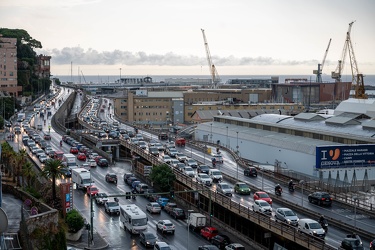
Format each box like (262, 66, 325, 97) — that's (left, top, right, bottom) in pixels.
(67, 228, 109, 250)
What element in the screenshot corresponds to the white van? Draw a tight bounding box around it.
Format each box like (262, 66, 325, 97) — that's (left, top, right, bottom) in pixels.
(209, 168, 223, 183)
(297, 218, 325, 239)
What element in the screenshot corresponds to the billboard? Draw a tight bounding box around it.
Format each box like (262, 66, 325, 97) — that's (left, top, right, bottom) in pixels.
(316, 144, 375, 169)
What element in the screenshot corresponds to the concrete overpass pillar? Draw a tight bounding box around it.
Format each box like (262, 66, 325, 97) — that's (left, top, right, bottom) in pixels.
(116, 145, 120, 160)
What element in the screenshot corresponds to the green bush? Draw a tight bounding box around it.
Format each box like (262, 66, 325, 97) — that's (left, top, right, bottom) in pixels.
(66, 209, 84, 233)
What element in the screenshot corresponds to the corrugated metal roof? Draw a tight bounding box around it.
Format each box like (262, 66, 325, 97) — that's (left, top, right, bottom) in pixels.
(294, 113, 325, 121)
(148, 92, 183, 98)
(325, 116, 361, 125)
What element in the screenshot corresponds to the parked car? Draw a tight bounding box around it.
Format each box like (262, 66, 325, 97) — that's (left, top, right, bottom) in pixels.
(244, 167, 258, 177)
(253, 191, 272, 205)
(252, 200, 272, 216)
(126, 176, 138, 186)
(233, 182, 251, 195)
(156, 220, 175, 234)
(200, 226, 218, 241)
(217, 182, 233, 197)
(105, 173, 117, 184)
(140, 231, 158, 248)
(308, 192, 332, 206)
(211, 235, 231, 249)
(274, 208, 299, 226)
(123, 172, 135, 182)
(146, 202, 161, 214)
(170, 208, 186, 220)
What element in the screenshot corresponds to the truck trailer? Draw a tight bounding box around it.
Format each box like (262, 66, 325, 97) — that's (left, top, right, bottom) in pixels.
(72, 168, 92, 189)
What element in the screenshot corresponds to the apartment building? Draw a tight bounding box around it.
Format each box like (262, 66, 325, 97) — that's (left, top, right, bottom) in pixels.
(0, 35, 21, 97)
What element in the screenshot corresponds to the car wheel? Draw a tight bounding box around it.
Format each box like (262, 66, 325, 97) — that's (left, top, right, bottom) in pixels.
(308, 198, 312, 203)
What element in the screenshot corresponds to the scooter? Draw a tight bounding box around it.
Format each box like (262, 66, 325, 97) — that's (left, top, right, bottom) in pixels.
(289, 184, 296, 192)
(320, 219, 328, 232)
(275, 188, 282, 196)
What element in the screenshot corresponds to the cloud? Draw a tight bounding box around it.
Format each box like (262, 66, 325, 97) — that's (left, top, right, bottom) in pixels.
(38, 47, 320, 67)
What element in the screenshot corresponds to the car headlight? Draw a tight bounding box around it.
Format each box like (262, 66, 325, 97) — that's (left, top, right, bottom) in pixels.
(313, 230, 317, 234)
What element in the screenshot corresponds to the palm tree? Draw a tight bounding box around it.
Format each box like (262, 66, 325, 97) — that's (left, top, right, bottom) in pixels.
(15, 149, 27, 186)
(1, 142, 15, 176)
(22, 161, 36, 188)
(40, 159, 65, 200)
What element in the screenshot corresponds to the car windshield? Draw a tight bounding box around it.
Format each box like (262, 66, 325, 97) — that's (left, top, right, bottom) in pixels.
(284, 210, 296, 216)
(212, 171, 221, 175)
(144, 233, 156, 240)
(107, 202, 118, 207)
(132, 218, 147, 226)
(259, 201, 269, 206)
(185, 167, 193, 171)
(238, 183, 247, 188)
(309, 222, 321, 229)
(221, 184, 229, 189)
(200, 174, 209, 178)
(259, 193, 269, 198)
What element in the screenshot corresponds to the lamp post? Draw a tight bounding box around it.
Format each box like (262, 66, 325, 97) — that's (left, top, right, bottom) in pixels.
(210, 123, 212, 143)
(236, 131, 239, 179)
(299, 180, 305, 207)
(187, 209, 194, 250)
(353, 195, 358, 228)
(119, 68, 122, 83)
(226, 126, 228, 147)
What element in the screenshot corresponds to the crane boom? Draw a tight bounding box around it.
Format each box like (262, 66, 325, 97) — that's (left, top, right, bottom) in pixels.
(201, 29, 220, 88)
(331, 21, 355, 82)
(313, 38, 332, 82)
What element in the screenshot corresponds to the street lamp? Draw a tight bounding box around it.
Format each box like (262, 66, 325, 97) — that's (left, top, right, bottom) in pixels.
(353, 195, 358, 228)
(187, 209, 194, 250)
(226, 126, 228, 147)
(299, 180, 305, 207)
(119, 68, 122, 83)
(210, 123, 212, 143)
(236, 131, 239, 179)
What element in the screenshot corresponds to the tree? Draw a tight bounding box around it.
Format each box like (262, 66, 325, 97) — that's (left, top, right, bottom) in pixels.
(66, 209, 84, 233)
(149, 164, 176, 192)
(14, 149, 27, 186)
(40, 159, 65, 201)
(22, 161, 36, 188)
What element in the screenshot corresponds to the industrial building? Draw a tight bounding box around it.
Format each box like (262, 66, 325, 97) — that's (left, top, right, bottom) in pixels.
(194, 98, 375, 191)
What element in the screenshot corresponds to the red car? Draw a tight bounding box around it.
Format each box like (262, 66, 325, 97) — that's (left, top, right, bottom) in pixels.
(94, 156, 103, 163)
(87, 186, 99, 196)
(70, 147, 79, 154)
(253, 191, 272, 205)
(200, 226, 218, 241)
(77, 153, 87, 161)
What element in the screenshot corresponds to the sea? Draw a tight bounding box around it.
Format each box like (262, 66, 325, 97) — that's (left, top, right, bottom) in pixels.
(54, 74, 375, 86)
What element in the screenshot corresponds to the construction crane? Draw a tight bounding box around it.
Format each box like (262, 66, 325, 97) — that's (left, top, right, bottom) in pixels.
(201, 29, 220, 88)
(313, 38, 331, 83)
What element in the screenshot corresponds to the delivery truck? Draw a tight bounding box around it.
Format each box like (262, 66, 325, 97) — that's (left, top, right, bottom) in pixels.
(72, 168, 92, 189)
(188, 213, 206, 231)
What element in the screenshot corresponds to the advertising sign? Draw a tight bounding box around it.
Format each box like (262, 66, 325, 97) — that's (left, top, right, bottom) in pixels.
(60, 182, 73, 217)
(316, 144, 375, 169)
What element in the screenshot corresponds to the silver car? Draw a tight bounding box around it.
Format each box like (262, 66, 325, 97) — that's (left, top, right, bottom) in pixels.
(217, 182, 233, 196)
(252, 200, 272, 216)
(146, 202, 161, 214)
(275, 208, 299, 226)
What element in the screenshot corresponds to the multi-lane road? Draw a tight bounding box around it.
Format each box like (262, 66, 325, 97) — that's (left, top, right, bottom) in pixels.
(8, 86, 374, 250)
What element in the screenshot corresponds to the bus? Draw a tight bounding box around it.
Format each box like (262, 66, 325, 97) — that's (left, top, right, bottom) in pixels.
(120, 204, 148, 234)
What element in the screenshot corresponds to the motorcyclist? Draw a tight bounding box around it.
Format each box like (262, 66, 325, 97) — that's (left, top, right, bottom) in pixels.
(275, 184, 282, 194)
(288, 180, 294, 190)
(60, 140, 63, 147)
(319, 215, 325, 224)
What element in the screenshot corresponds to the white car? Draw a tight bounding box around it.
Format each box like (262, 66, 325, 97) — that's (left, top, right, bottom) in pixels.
(184, 166, 195, 177)
(185, 158, 198, 168)
(217, 182, 233, 196)
(162, 155, 172, 164)
(252, 200, 272, 215)
(156, 220, 175, 234)
(176, 153, 188, 162)
(39, 154, 48, 163)
(169, 159, 180, 168)
(146, 202, 161, 214)
(196, 173, 212, 186)
(88, 159, 97, 167)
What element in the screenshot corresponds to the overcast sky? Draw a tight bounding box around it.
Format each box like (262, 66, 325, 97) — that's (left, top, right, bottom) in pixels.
(1, 0, 374, 77)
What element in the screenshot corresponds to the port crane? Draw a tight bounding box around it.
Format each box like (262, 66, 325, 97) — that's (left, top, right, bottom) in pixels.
(313, 38, 331, 83)
(331, 21, 366, 99)
(201, 29, 220, 88)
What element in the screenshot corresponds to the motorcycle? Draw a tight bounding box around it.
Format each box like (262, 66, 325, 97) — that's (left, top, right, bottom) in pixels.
(131, 189, 137, 200)
(289, 184, 296, 192)
(275, 188, 282, 196)
(320, 219, 328, 232)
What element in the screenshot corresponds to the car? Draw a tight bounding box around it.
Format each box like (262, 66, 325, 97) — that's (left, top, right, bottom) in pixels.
(176, 163, 186, 172)
(155, 143, 164, 151)
(184, 166, 195, 177)
(97, 158, 109, 167)
(70, 147, 79, 154)
(104, 200, 120, 215)
(39, 140, 48, 150)
(95, 193, 109, 205)
(44, 146, 53, 155)
(170, 208, 186, 220)
(167, 148, 178, 158)
(211, 235, 231, 249)
(212, 154, 223, 163)
(146, 202, 162, 214)
(43, 133, 51, 140)
(341, 237, 364, 250)
(308, 192, 332, 206)
(185, 158, 198, 168)
(200, 226, 218, 241)
(105, 173, 118, 184)
(244, 167, 258, 177)
(164, 202, 177, 214)
(127, 176, 138, 186)
(30, 146, 39, 154)
(131, 180, 141, 190)
(197, 165, 210, 174)
(199, 246, 220, 250)
(162, 155, 172, 164)
(138, 141, 148, 149)
(87, 185, 99, 196)
(233, 182, 251, 195)
(154, 241, 171, 250)
(61, 167, 71, 177)
(149, 147, 159, 157)
(216, 182, 233, 197)
(140, 231, 158, 247)
(145, 188, 159, 202)
(370, 239, 375, 250)
(274, 208, 299, 226)
(297, 218, 325, 239)
(156, 220, 175, 234)
(89, 153, 99, 159)
(39, 154, 48, 163)
(157, 197, 169, 209)
(94, 155, 103, 163)
(123, 172, 135, 182)
(253, 191, 272, 205)
(209, 169, 223, 183)
(196, 173, 212, 186)
(176, 153, 188, 162)
(77, 153, 87, 161)
(225, 243, 245, 250)
(88, 159, 97, 167)
(36, 149, 45, 158)
(252, 200, 272, 216)
(135, 183, 149, 194)
(158, 132, 169, 140)
(169, 159, 180, 168)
